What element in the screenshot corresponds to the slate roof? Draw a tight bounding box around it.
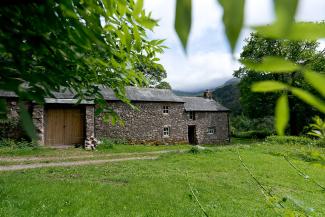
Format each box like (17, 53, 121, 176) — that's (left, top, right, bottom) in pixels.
(100, 86, 184, 102)
(182, 96, 229, 112)
(0, 86, 184, 103)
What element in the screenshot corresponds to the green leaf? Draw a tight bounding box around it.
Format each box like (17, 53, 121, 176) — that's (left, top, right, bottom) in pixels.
(273, 0, 298, 36)
(175, 0, 192, 52)
(291, 87, 325, 113)
(133, 0, 143, 17)
(287, 22, 325, 40)
(275, 94, 289, 135)
(117, 0, 127, 16)
(243, 56, 300, 73)
(255, 22, 325, 41)
(133, 25, 141, 51)
(304, 70, 325, 97)
(136, 16, 157, 30)
(122, 24, 131, 51)
(218, 0, 245, 54)
(251, 81, 288, 92)
(18, 102, 37, 140)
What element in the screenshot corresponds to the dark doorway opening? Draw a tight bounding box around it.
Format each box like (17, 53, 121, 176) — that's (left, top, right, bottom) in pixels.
(188, 125, 197, 145)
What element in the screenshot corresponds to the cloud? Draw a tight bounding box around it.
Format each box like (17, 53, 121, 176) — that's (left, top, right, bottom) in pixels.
(296, 0, 325, 21)
(160, 51, 239, 92)
(245, 0, 274, 26)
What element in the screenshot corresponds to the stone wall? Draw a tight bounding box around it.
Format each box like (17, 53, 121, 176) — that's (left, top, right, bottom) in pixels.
(95, 101, 188, 144)
(85, 105, 95, 138)
(32, 105, 45, 144)
(0, 99, 23, 139)
(0, 99, 46, 143)
(186, 111, 229, 144)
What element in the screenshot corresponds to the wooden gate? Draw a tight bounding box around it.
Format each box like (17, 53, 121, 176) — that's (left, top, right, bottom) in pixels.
(45, 107, 84, 146)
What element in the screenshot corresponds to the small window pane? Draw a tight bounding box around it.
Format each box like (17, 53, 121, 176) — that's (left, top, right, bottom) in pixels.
(163, 106, 169, 114)
(163, 127, 170, 136)
(189, 111, 196, 120)
(207, 127, 215, 134)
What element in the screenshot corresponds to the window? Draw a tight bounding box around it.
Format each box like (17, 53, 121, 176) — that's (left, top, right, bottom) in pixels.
(189, 111, 196, 120)
(163, 127, 170, 137)
(163, 105, 169, 114)
(207, 127, 215, 134)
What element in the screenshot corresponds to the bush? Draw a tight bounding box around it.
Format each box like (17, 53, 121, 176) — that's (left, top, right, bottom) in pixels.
(0, 117, 25, 139)
(188, 146, 200, 154)
(233, 130, 271, 139)
(0, 138, 39, 149)
(265, 136, 314, 146)
(98, 138, 129, 150)
(315, 138, 325, 147)
(231, 115, 275, 138)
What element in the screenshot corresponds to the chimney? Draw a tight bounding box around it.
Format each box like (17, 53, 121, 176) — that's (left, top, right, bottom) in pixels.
(203, 89, 212, 99)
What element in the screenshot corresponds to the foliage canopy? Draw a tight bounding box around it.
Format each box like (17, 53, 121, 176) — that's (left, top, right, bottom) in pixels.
(0, 0, 165, 137)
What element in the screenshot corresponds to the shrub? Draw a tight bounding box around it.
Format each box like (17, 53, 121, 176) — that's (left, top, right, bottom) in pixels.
(0, 138, 39, 149)
(233, 130, 270, 139)
(0, 138, 16, 148)
(231, 115, 275, 138)
(265, 136, 314, 146)
(98, 138, 129, 150)
(315, 138, 325, 147)
(188, 146, 200, 154)
(0, 117, 22, 139)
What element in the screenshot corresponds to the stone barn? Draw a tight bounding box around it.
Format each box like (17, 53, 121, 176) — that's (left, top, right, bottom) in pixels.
(0, 87, 230, 146)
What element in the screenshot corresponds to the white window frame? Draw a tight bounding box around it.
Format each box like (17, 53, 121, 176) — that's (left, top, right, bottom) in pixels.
(163, 126, 170, 137)
(207, 127, 215, 135)
(163, 105, 169, 114)
(189, 111, 196, 120)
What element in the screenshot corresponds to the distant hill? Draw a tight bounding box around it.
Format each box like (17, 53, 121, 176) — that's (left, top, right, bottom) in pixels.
(212, 78, 241, 115)
(172, 90, 203, 97)
(223, 78, 240, 86)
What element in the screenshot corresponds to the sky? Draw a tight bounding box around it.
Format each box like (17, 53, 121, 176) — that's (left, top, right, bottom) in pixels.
(144, 0, 325, 92)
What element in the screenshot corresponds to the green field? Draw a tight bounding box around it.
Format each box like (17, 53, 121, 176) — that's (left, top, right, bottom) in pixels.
(0, 142, 325, 217)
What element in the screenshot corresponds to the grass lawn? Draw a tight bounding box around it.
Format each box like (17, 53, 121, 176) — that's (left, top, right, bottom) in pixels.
(0, 143, 325, 216)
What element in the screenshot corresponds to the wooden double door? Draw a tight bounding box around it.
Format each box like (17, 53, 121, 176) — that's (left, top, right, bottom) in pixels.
(45, 106, 85, 146)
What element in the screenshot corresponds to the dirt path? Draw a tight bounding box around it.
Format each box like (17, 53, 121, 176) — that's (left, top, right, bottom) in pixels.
(0, 150, 184, 162)
(0, 156, 159, 172)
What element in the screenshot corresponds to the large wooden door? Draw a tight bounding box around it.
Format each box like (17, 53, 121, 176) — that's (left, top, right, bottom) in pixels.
(46, 107, 84, 146)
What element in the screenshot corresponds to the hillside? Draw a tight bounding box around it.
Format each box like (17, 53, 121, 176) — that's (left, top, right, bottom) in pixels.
(212, 78, 241, 115)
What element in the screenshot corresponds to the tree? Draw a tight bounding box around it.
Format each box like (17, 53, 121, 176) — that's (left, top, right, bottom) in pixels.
(155, 81, 171, 89)
(134, 55, 171, 88)
(234, 33, 325, 135)
(0, 0, 165, 136)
